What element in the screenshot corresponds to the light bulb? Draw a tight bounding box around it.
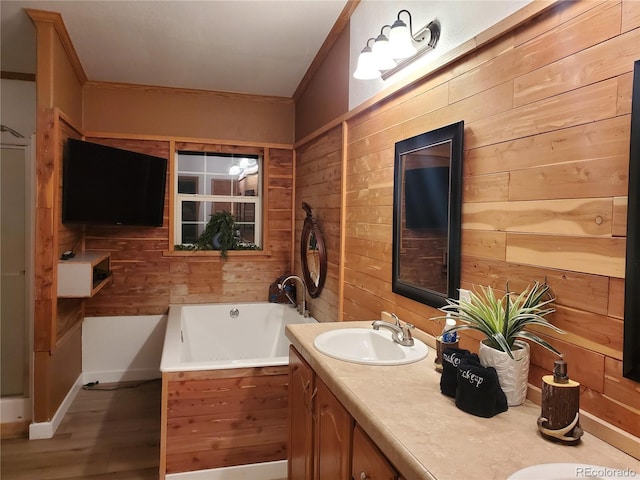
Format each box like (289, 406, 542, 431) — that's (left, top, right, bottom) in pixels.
(371, 33, 396, 70)
(353, 46, 381, 80)
(389, 18, 416, 59)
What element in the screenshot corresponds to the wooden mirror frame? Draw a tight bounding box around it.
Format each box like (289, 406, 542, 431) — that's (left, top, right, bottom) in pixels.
(623, 59, 640, 381)
(300, 202, 327, 298)
(392, 121, 464, 308)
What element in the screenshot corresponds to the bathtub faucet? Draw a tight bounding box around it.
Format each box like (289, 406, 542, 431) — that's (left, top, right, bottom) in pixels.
(278, 275, 309, 318)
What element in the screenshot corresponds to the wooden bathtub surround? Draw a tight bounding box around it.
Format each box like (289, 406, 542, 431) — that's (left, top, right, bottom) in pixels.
(160, 366, 290, 477)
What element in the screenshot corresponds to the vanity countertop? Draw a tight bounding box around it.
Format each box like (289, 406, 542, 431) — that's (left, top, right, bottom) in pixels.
(285, 321, 640, 480)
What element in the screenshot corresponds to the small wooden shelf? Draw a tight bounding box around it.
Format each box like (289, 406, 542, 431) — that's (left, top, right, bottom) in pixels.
(57, 251, 111, 298)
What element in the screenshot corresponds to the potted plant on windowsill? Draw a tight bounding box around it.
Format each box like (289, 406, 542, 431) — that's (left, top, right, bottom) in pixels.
(436, 281, 564, 406)
(174, 210, 259, 259)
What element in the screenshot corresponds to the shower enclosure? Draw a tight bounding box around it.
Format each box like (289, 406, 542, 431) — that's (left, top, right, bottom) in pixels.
(1, 127, 34, 433)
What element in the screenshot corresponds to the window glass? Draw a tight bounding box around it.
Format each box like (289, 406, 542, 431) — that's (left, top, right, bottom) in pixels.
(175, 151, 262, 249)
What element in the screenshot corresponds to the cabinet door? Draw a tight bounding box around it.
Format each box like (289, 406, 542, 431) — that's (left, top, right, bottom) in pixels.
(289, 346, 315, 480)
(315, 377, 353, 480)
(352, 424, 398, 480)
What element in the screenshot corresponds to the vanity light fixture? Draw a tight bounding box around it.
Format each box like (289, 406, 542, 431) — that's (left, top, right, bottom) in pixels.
(353, 9, 440, 80)
(371, 25, 396, 71)
(353, 38, 381, 80)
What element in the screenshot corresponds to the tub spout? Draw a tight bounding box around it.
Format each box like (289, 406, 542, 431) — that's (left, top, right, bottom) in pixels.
(278, 275, 309, 317)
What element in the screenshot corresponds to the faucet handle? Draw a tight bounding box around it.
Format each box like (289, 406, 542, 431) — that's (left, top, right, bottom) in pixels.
(390, 313, 401, 326)
(401, 323, 415, 344)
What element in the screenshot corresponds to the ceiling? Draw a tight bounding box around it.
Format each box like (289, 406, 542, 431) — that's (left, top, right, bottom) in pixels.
(0, 0, 350, 98)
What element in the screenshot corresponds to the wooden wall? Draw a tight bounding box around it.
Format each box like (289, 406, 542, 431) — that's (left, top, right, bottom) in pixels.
(294, 27, 351, 142)
(296, 0, 639, 440)
(29, 8, 86, 422)
(83, 82, 295, 145)
(294, 125, 344, 323)
(83, 138, 294, 316)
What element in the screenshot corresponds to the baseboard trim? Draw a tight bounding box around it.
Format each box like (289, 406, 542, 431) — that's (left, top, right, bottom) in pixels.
(28, 374, 83, 440)
(165, 460, 287, 480)
(82, 368, 161, 385)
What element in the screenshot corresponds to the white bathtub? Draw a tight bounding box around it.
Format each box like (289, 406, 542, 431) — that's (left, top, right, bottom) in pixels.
(160, 302, 316, 373)
(160, 302, 316, 478)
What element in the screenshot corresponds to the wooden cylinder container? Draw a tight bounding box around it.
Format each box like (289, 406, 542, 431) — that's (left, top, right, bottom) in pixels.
(434, 335, 459, 373)
(537, 374, 583, 445)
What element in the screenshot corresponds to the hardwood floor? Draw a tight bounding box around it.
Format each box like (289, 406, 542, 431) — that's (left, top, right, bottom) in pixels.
(1, 379, 161, 479)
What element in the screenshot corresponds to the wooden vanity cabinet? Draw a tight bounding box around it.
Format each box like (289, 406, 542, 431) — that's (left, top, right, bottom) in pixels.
(288, 346, 401, 480)
(289, 346, 352, 479)
(314, 377, 352, 480)
(289, 345, 315, 480)
(352, 424, 398, 480)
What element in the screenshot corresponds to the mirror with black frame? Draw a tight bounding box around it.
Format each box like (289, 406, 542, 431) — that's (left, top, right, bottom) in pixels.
(392, 121, 464, 308)
(300, 201, 327, 298)
(623, 59, 640, 382)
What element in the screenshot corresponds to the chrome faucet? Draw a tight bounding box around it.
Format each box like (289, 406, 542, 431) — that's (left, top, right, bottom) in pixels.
(279, 275, 309, 317)
(372, 315, 415, 347)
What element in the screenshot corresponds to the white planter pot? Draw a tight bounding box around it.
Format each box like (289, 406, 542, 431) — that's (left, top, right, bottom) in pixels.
(479, 340, 530, 406)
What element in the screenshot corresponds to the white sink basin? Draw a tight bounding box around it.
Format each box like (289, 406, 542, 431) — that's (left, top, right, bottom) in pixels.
(313, 328, 429, 365)
(508, 463, 636, 480)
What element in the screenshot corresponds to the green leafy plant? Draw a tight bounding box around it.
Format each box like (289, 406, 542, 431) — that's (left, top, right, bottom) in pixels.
(174, 210, 259, 259)
(436, 281, 564, 359)
(202, 210, 237, 258)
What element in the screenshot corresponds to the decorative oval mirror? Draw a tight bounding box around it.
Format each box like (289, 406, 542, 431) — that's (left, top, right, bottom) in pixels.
(392, 121, 464, 308)
(300, 202, 327, 298)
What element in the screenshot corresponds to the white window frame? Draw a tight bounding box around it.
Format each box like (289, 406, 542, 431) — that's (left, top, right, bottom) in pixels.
(173, 151, 262, 248)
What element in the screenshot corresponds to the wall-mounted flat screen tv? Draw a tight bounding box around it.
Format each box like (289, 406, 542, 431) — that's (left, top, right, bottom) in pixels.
(62, 138, 167, 227)
(404, 166, 449, 231)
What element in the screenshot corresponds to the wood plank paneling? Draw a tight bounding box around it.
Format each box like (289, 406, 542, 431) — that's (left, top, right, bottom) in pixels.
(465, 116, 631, 177)
(612, 196, 628, 236)
(466, 79, 619, 150)
(461, 230, 507, 260)
(162, 367, 288, 475)
(463, 198, 613, 236)
(460, 256, 610, 316)
(294, 125, 343, 323)
(505, 233, 626, 278)
(514, 26, 639, 107)
(508, 156, 628, 201)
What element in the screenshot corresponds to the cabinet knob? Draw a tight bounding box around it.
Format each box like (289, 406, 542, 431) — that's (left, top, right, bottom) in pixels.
(360, 472, 369, 480)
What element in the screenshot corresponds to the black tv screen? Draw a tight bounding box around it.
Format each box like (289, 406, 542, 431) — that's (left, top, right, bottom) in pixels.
(62, 139, 167, 226)
(404, 166, 449, 231)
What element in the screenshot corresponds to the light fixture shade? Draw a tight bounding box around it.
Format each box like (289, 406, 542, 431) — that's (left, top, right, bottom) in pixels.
(353, 47, 380, 80)
(228, 165, 242, 175)
(371, 33, 396, 70)
(389, 19, 416, 59)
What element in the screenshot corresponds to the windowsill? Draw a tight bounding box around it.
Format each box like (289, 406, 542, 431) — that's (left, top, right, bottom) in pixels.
(163, 249, 271, 258)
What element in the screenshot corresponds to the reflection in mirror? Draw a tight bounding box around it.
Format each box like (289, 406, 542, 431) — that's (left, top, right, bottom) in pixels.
(300, 202, 327, 298)
(392, 121, 464, 308)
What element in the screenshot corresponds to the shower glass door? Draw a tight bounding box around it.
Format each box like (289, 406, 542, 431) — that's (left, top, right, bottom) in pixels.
(1, 144, 29, 397)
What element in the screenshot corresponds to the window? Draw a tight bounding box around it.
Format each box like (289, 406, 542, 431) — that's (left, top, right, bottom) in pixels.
(174, 151, 262, 248)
